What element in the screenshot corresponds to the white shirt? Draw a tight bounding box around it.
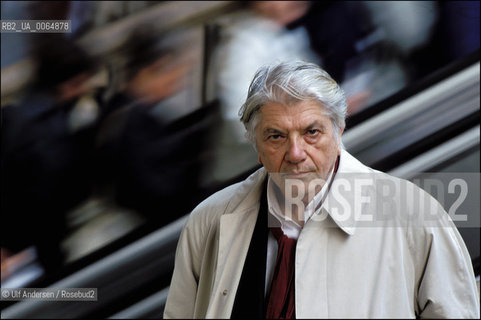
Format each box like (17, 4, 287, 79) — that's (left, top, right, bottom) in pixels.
(265, 168, 335, 295)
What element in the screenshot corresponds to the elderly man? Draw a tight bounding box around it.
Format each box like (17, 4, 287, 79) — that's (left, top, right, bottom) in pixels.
(164, 61, 479, 318)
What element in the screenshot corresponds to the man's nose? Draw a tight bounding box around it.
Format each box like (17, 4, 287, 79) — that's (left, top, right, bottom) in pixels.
(285, 136, 307, 164)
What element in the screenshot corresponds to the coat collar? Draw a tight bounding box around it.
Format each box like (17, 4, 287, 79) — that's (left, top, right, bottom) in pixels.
(321, 149, 374, 235)
(224, 168, 268, 215)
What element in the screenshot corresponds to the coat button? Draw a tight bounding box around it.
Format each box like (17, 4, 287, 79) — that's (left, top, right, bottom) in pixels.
(222, 290, 228, 296)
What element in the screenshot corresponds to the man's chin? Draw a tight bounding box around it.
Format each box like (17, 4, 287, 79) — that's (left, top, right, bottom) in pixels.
(271, 173, 325, 200)
(280, 171, 326, 183)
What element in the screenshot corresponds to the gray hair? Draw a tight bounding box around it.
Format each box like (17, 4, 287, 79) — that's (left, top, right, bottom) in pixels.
(239, 60, 347, 147)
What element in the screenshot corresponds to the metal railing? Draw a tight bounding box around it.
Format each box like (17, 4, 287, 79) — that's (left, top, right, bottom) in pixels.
(1, 217, 188, 319)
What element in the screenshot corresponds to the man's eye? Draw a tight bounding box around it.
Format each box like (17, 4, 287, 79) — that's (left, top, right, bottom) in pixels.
(306, 129, 319, 136)
(269, 134, 282, 140)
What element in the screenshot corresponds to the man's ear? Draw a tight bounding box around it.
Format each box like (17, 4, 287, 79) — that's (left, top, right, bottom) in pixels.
(258, 155, 263, 165)
(337, 127, 345, 155)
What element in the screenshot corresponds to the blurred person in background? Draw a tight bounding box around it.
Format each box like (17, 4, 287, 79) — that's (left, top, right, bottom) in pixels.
(95, 26, 216, 227)
(299, 1, 479, 115)
(408, 1, 480, 80)
(206, 1, 319, 186)
(1, 34, 104, 275)
(213, 1, 319, 126)
(298, 1, 438, 114)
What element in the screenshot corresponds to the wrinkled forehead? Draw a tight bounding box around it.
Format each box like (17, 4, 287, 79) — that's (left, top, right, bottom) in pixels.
(257, 100, 333, 127)
(259, 98, 330, 117)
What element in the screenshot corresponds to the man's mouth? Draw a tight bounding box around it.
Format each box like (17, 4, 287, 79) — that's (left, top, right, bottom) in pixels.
(281, 171, 311, 178)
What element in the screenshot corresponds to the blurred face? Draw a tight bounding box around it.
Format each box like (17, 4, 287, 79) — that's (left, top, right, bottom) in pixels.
(255, 100, 343, 202)
(57, 72, 97, 102)
(254, 1, 311, 26)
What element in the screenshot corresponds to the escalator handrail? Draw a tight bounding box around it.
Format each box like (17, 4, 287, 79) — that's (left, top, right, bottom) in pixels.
(388, 126, 480, 179)
(343, 61, 480, 152)
(1, 216, 188, 319)
(346, 49, 480, 128)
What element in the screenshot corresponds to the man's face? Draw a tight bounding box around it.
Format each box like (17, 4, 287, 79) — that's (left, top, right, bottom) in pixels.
(255, 100, 343, 202)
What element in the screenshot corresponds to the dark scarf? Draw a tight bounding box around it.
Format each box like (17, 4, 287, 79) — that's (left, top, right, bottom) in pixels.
(231, 178, 270, 319)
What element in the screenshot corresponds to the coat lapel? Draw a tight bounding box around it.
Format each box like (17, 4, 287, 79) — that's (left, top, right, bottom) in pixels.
(204, 209, 258, 318)
(206, 171, 267, 318)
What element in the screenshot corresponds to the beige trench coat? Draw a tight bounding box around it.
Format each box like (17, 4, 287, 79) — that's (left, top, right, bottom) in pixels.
(164, 150, 479, 319)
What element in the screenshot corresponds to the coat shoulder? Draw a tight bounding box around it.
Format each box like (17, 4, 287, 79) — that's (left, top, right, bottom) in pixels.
(188, 168, 267, 228)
